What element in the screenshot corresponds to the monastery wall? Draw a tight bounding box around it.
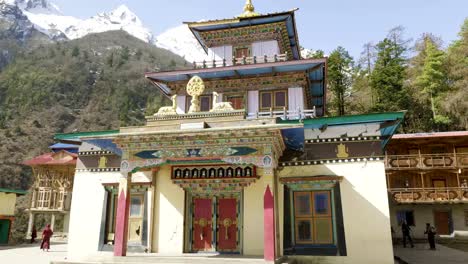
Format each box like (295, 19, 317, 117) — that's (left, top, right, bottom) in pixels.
(279, 161, 394, 264)
(152, 165, 185, 253)
(0, 192, 17, 216)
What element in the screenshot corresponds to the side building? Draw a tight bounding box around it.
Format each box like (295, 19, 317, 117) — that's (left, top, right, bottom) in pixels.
(23, 143, 79, 239)
(386, 131, 468, 238)
(0, 188, 27, 244)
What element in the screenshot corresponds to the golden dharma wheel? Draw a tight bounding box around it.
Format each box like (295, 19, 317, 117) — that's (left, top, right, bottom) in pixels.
(186, 76, 205, 97)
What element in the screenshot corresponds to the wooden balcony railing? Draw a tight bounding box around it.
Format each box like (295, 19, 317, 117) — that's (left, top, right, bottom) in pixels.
(192, 53, 288, 69)
(389, 187, 468, 203)
(30, 187, 71, 212)
(247, 107, 316, 120)
(385, 153, 468, 169)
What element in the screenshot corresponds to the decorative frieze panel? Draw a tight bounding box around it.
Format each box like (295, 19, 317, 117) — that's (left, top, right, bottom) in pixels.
(135, 146, 257, 159)
(280, 176, 343, 190)
(171, 165, 256, 180)
(171, 72, 307, 94)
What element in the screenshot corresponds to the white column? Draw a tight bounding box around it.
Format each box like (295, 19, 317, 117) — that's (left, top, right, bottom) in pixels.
(27, 212, 35, 239)
(51, 214, 56, 231)
(63, 213, 70, 233)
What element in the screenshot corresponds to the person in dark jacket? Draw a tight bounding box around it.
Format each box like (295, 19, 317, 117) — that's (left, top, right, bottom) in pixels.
(30, 225, 37, 243)
(425, 223, 437, 250)
(401, 220, 414, 248)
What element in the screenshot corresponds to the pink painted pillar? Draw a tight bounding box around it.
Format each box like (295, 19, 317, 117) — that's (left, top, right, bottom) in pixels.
(113, 173, 130, 256)
(264, 185, 276, 261)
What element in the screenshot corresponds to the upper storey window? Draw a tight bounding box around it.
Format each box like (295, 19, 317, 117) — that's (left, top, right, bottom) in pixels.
(260, 90, 287, 110)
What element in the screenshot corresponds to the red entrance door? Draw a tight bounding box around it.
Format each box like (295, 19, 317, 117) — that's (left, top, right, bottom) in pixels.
(217, 197, 238, 252)
(192, 198, 213, 251)
(434, 211, 450, 235)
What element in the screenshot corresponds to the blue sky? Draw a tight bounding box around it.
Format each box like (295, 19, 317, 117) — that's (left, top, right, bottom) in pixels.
(54, 0, 467, 59)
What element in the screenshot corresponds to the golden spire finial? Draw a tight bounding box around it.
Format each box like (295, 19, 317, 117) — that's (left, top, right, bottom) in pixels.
(238, 0, 260, 18)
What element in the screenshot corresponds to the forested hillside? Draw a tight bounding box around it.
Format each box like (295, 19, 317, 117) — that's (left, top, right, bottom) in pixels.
(307, 20, 468, 132)
(0, 30, 187, 190)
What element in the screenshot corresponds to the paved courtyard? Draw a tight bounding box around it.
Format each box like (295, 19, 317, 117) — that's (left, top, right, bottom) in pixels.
(394, 243, 468, 264)
(0, 243, 68, 264)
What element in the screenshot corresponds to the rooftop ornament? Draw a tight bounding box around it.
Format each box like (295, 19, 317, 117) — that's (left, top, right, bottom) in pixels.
(187, 75, 205, 113)
(237, 0, 260, 18)
(155, 94, 178, 116)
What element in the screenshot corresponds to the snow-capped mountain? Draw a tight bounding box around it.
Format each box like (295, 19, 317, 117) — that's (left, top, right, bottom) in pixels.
(9, 0, 155, 43)
(155, 24, 208, 63)
(0, 0, 38, 42)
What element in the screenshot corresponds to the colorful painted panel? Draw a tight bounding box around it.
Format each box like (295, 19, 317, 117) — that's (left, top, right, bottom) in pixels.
(217, 198, 238, 251)
(192, 198, 213, 251)
(135, 147, 257, 159)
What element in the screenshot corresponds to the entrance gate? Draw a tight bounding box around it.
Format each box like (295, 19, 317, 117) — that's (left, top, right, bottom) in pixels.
(189, 194, 241, 253)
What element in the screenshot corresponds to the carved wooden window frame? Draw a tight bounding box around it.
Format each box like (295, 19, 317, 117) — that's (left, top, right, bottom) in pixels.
(293, 190, 334, 245)
(259, 89, 288, 111)
(233, 45, 252, 59)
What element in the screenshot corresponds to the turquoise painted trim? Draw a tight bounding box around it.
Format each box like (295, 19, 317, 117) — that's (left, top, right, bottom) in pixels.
(304, 111, 406, 128)
(0, 188, 27, 195)
(54, 130, 120, 140)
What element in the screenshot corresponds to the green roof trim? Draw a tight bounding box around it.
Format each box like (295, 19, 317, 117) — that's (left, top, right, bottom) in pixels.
(300, 111, 406, 127)
(0, 188, 27, 195)
(54, 130, 120, 140)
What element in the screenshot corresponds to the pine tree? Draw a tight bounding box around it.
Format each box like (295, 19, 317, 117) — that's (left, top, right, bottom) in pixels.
(327, 46, 354, 116)
(414, 36, 448, 126)
(445, 18, 468, 129)
(370, 32, 409, 112)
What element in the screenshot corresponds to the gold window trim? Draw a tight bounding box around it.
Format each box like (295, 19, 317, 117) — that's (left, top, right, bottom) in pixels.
(259, 89, 288, 111)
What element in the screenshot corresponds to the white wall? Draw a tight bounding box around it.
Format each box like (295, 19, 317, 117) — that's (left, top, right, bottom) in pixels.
(176, 95, 186, 114)
(67, 171, 119, 260)
(288, 87, 304, 114)
(252, 40, 280, 58)
(279, 161, 394, 264)
(247, 90, 259, 114)
(67, 170, 152, 260)
(207, 45, 233, 65)
(152, 165, 185, 253)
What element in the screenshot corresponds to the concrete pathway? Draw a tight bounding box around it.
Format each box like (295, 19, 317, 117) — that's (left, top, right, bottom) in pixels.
(0, 243, 68, 264)
(394, 243, 468, 264)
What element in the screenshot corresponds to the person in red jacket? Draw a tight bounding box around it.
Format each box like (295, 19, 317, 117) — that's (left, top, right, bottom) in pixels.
(40, 224, 53, 251)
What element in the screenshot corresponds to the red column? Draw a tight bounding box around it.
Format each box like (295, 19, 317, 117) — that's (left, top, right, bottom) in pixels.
(113, 174, 130, 256)
(264, 185, 275, 261)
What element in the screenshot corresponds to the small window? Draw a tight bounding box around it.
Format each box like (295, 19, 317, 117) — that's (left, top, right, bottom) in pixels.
(259, 90, 288, 110)
(396, 210, 415, 226)
(235, 47, 250, 59)
(186, 95, 212, 112)
(130, 196, 143, 217)
(226, 95, 244, 110)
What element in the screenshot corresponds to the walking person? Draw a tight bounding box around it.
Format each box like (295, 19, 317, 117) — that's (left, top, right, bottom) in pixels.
(30, 225, 37, 243)
(401, 220, 414, 248)
(425, 223, 437, 250)
(40, 224, 53, 252)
